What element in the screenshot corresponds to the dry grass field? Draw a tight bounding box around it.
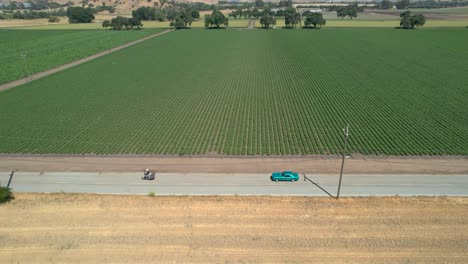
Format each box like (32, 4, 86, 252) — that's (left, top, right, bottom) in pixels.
(0, 194, 467, 263)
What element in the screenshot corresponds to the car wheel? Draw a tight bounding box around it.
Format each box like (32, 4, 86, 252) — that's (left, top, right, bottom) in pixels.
(275, 179, 278, 182)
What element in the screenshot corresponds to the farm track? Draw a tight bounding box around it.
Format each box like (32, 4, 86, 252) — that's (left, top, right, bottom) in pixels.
(247, 19, 255, 29)
(0, 155, 467, 174)
(0, 29, 173, 92)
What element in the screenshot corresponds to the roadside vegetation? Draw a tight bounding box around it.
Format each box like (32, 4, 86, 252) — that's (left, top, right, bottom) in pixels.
(0, 186, 12, 203)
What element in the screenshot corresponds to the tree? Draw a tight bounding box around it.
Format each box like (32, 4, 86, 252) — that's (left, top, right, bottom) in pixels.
(110, 16, 127, 30)
(173, 17, 185, 29)
(67, 7, 94, 23)
(243, 9, 251, 18)
(204, 7, 228, 28)
(284, 7, 301, 28)
(178, 9, 194, 28)
(347, 4, 358, 19)
(132, 7, 156, 20)
(109, 16, 142, 30)
(190, 9, 200, 20)
(236, 8, 243, 19)
(336, 7, 347, 19)
(412, 14, 426, 27)
(336, 5, 358, 19)
(381, 0, 393, 9)
(275, 9, 284, 17)
(260, 13, 276, 29)
(229, 10, 238, 19)
(154, 8, 165, 21)
(396, 0, 410, 10)
(400, 11, 425, 29)
(164, 5, 181, 21)
(13, 11, 25, 19)
(255, 0, 264, 8)
(252, 7, 260, 18)
(262, 7, 275, 16)
(304, 12, 326, 29)
(278, 0, 293, 8)
(129, 17, 143, 29)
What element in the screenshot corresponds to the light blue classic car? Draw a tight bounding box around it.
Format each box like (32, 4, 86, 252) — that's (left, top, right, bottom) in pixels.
(270, 171, 300, 182)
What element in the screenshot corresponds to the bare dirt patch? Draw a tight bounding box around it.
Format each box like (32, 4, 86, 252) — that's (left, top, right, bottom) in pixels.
(0, 193, 467, 263)
(0, 155, 467, 174)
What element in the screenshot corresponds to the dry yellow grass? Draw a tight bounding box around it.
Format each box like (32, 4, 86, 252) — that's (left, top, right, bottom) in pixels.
(0, 194, 467, 263)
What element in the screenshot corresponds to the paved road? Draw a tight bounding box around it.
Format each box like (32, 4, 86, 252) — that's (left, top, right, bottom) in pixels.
(1, 172, 467, 196)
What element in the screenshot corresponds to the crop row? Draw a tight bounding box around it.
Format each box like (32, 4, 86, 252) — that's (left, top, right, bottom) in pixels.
(0, 29, 467, 155)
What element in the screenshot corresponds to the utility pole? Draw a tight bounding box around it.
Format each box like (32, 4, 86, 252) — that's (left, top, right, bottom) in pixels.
(336, 125, 349, 199)
(7, 169, 17, 189)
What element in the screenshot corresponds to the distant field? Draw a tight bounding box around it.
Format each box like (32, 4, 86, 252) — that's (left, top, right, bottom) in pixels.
(1, 20, 172, 29)
(0, 28, 164, 84)
(0, 29, 467, 155)
(271, 19, 400, 28)
(369, 6, 468, 20)
(1, 19, 249, 30)
(272, 18, 468, 28)
(405, 6, 468, 15)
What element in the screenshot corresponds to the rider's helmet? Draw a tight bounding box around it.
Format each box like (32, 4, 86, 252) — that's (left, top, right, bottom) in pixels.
(145, 169, 149, 172)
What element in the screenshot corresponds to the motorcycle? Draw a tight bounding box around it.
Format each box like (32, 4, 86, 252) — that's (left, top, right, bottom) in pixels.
(142, 171, 155, 180)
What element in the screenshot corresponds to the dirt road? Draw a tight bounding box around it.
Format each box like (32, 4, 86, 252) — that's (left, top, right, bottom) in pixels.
(0, 156, 467, 174)
(247, 19, 255, 29)
(0, 194, 466, 263)
(0, 29, 173, 92)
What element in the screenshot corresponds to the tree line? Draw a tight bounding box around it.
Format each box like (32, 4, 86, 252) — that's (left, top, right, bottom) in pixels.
(6, 1, 429, 31)
(102, 16, 142, 30)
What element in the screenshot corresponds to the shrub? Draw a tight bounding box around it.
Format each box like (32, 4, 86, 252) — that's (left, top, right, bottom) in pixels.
(13, 11, 24, 19)
(0, 186, 12, 203)
(102, 19, 110, 28)
(48, 16, 60, 23)
(148, 191, 155, 197)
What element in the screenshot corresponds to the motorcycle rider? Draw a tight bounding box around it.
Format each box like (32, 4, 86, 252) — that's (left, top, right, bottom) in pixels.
(144, 169, 150, 178)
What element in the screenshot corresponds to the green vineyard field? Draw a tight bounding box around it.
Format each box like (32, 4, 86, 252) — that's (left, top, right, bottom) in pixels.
(0, 28, 467, 155)
(0, 28, 165, 85)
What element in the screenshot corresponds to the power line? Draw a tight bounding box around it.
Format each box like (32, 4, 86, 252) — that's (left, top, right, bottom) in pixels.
(337, 125, 349, 199)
